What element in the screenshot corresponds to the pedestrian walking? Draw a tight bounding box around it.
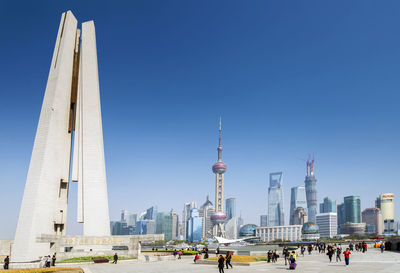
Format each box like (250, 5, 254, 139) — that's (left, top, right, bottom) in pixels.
(283, 248, 289, 265)
(343, 248, 351, 266)
(112, 253, 118, 264)
(178, 250, 182, 259)
(225, 252, 233, 269)
(336, 247, 342, 262)
(52, 253, 56, 266)
(46, 255, 51, 267)
(218, 255, 225, 273)
(289, 251, 297, 270)
(194, 253, 199, 263)
(3, 256, 9, 270)
(327, 246, 334, 262)
(380, 243, 385, 253)
(173, 249, 177, 259)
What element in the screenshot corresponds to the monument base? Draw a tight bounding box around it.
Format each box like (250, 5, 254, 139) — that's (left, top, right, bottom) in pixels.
(1, 234, 164, 268)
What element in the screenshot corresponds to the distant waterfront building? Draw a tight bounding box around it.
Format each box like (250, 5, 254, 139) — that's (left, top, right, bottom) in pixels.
(290, 186, 307, 225)
(316, 213, 337, 238)
(225, 217, 238, 240)
(291, 207, 308, 225)
(256, 225, 302, 242)
(239, 224, 257, 237)
(268, 172, 284, 226)
(111, 210, 136, 235)
(156, 212, 173, 241)
(171, 209, 179, 240)
(226, 198, 236, 220)
(319, 197, 337, 213)
(145, 206, 158, 221)
(182, 202, 197, 239)
(199, 196, 215, 239)
(187, 208, 203, 242)
(362, 208, 382, 235)
(136, 220, 155, 235)
(340, 222, 366, 235)
(260, 215, 268, 227)
(304, 158, 317, 223)
(344, 196, 361, 223)
(377, 193, 395, 233)
(302, 222, 320, 240)
(337, 203, 345, 233)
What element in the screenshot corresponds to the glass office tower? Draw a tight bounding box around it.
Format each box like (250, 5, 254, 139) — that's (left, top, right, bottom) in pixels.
(344, 196, 361, 223)
(268, 172, 284, 226)
(290, 185, 307, 225)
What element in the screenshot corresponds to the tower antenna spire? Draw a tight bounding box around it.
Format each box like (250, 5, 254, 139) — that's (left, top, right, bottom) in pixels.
(218, 117, 222, 161)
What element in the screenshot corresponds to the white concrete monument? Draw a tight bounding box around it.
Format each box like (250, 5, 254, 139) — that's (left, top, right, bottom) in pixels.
(12, 11, 110, 262)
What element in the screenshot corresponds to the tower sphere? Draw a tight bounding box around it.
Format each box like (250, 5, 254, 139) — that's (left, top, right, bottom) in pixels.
(212, 162, 227, 174)
(211, 211, 227, 224)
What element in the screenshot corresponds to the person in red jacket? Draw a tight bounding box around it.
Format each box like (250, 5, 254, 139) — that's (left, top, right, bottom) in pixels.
(343, 248, 351, 266)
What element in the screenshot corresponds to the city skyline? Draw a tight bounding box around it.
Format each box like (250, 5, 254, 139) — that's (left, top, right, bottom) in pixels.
(1, 1, 400, 239)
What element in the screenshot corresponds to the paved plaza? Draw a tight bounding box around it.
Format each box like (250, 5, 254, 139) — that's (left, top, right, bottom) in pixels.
(78, 248, 400, 273)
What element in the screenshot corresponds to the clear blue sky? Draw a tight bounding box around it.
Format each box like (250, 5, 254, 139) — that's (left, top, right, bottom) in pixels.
(0, 0, 399, 239)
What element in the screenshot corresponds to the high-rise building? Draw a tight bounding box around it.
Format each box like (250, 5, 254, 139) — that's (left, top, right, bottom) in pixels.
(260, 215, 268, 227)
(304, 158, 317, 223)
(268, 172, 284, 226)
(344, 196, 361, 223)
(362, 208, 382, 235)
(319, 197, 337, 213)
(316, 213, 337, 238)
(378, 193, 395, 228)
(291, 207, 308, 225)
(337, 203, 345, 234)
(182, 202, 196, 239)
(187, 208, 203, 242)
(290, 186, 307, 225)
(156, 212, 173, 241)
(225, 198, 236, 220)
(199, 196, 215, 240)
(211, 118, 228, 237)
(135, 220, 155, 235)
(145, 206, 158, 221)
(171, 209, 179, 240)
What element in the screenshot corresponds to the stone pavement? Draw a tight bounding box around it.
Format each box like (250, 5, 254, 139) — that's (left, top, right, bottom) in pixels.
(79, 248, 400, 273)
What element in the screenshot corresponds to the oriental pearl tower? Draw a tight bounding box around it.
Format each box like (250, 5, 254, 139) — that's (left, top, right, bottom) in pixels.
(211, 118, 227, 237)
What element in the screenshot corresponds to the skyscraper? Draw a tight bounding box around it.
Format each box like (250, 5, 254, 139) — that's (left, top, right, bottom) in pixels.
(378, 193, 395, 225)
(260, 215, 268, 227)
(337, 203, 345, 234)
(319, 197, 337, 213)
(362, 208, 382, 235)
(344, 196, 361, 223)
(304, 158, 317, 223)
(199, 196, 215, 239)
(145, 206, 158, 221)
(156, 212, 173, 241)
(182, 202, 196, 239)
(290, 185, 307, 225)
(211, 118, 227, 236)
(226, 198, 236, 220)
(187, 208, 203, 242)
(268, 172, 284, 226)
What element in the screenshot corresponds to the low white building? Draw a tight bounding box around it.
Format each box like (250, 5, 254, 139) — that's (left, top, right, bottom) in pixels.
(316, 213, 337, 238)
(255, 225, 302, 242)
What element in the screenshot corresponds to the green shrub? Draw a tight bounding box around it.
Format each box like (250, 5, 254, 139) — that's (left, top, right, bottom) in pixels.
(59, 256, 133, 263)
